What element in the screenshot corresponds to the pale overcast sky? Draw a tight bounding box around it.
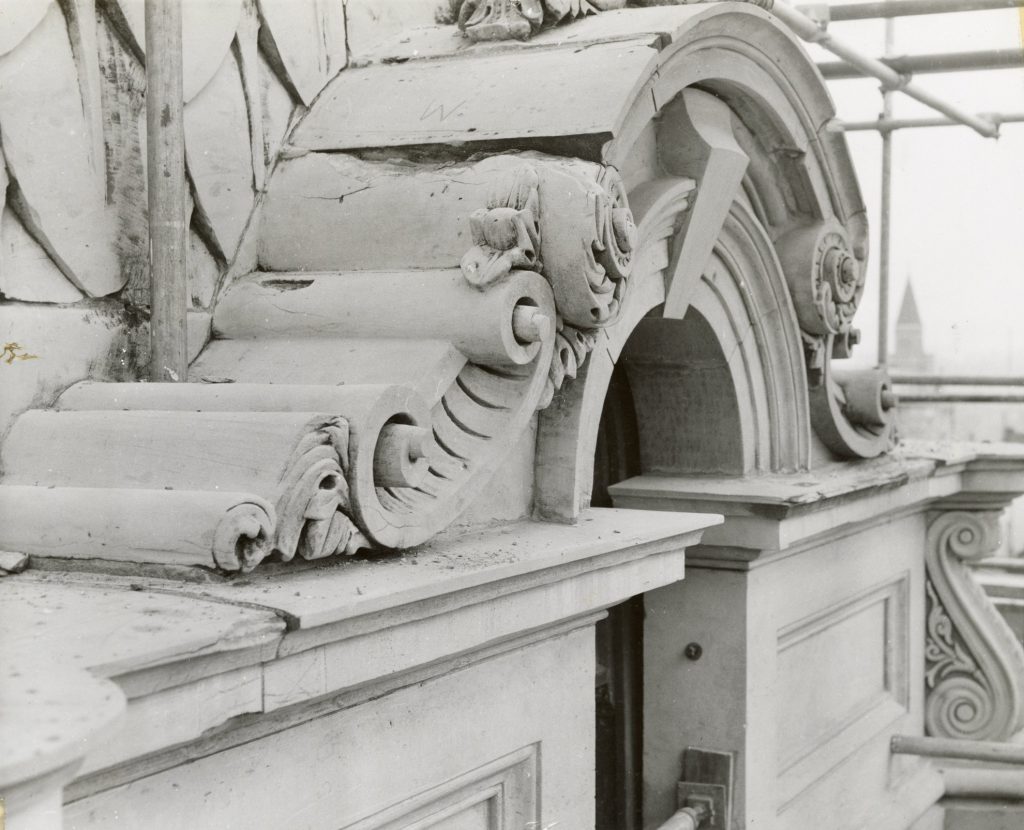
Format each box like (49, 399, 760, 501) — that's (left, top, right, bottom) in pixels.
(804, 7, 1024, 372)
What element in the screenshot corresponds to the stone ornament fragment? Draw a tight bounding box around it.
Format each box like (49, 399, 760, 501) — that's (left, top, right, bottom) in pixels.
(777, 220, 894, 458)
(462, 165, 541, 288)
(777, 221, 865, 339)
(460, 157, 636, 407)
(923, 511, 1024, 741)
(456, 0, 627, 42)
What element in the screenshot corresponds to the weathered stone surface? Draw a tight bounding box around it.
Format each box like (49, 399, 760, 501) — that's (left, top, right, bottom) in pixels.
(257, 0, 346, 106)
(258, 50, 295, 170)
(110, 0, 243, 102)
(0, 208, 85, 303)
(187, 230, 221, 309)
(96, 8, 148, 305)
(0, 550, 28, 573)
(0, 4, 120, 298)
(184, 49, 256, 261)
(344, 0, 446, 59)
(0, 302, 136, 437)
(0, 0, 51, 56)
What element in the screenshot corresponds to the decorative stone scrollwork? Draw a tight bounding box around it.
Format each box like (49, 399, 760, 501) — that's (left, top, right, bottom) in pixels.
(461, 157, 636, 407)
(462, 165, 541, 288)
(777, 221, 864, 339)
(924, 511, 1024, 741)
(780, 220, 893, 458)
(456, 0, 625, 43)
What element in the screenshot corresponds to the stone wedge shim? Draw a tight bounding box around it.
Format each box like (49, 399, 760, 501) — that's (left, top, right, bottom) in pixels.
(0, 485, 274, 572)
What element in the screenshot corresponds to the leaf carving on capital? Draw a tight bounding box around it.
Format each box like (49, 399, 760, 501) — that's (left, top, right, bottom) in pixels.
(924, 511, 1024, 741)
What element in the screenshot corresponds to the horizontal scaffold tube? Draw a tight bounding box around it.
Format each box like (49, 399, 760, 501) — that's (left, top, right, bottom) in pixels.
(819, 48, 1024, 79)
(837, 113, 1024, 131)
(801, 0, 1024, 21)
(769, 0, 1000, 137)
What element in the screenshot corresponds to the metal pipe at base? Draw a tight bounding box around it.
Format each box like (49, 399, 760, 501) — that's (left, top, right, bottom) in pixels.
(655, 806, 707, 830)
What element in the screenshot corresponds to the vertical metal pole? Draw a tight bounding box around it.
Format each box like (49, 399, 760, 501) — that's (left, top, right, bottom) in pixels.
(877, 14, 896, 366)
(146, 0, 188, 382)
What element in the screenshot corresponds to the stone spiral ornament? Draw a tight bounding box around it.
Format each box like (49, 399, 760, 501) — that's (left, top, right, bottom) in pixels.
(923, 511, 1024, 741)
(777, 220, 864, 338)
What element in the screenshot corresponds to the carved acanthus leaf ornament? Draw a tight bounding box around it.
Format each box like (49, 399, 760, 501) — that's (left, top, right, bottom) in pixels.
(456, 0, 626, 42)
(461, 157, 637, 407)
(924, 511, 1024, 741)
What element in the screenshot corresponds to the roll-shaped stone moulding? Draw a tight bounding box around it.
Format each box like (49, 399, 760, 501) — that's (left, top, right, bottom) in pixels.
(809, 359, 895, 459)
(50, 382, 437, 552)
(212, 269, 554, 368)
(0, 485, 275, 572)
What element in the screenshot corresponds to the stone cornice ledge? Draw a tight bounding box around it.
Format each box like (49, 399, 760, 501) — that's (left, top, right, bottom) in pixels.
(609, 442, 1024, 562)
(6, 509, 716, 805)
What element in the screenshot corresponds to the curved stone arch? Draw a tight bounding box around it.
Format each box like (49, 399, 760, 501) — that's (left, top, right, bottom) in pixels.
(606, 5, 866, 246)
(535, 198, 810, 519)
(535, 7, 857, 519)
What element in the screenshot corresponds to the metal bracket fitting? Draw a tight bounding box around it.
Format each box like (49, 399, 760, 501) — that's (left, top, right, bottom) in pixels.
(676, 747, 735, 829)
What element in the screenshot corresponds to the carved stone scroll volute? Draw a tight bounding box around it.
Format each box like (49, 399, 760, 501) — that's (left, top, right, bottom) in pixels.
(778, 221, 894, 458)
(460, 156, 637, 408)
(924, 511, 1024, 741)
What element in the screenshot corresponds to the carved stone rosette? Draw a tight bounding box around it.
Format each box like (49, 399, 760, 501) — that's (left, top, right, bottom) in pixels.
(461, 157, 636, 407)
(924, 511, 1024, 741)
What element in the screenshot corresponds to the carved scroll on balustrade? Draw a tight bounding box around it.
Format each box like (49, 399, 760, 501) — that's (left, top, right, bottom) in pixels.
(924, 511, 1024, 741)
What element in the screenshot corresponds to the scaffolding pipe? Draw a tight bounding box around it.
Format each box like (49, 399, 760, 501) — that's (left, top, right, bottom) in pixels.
(146, 0, 188, 382)
(877, 13, 895, 366)
(897, 393, 1024, 403)
(802, 0, 1024, 21)
(893, 734, 1024, 765)
(837, 112, 1024, 131)
(769, 1, 1000, 136)
(892, 374, 1024, 385)
(819, 48, 1024, 79)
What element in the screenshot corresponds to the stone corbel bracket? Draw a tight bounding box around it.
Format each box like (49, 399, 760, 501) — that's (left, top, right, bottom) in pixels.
(0, 152, 635, 573)
(924, 510, 1024, 741)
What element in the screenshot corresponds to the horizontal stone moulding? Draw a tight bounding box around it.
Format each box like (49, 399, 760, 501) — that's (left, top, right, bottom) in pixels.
(0, 485, 275, 572)
(213, 269, 555, 368)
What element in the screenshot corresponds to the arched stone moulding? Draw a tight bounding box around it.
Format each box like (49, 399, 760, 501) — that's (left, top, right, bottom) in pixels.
(924, 510, 1024, 741)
